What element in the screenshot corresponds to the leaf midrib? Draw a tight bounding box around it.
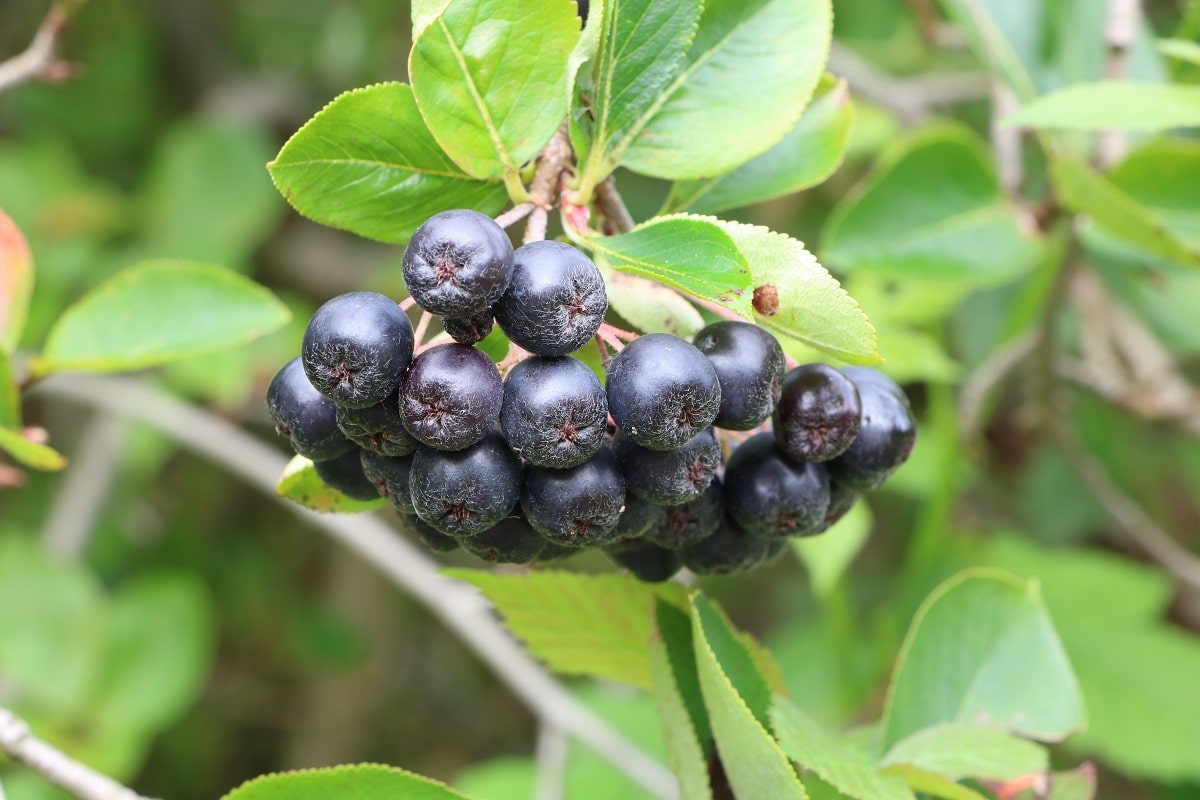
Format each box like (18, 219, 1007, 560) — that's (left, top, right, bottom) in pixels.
(270, 156, 474, 182)
(436, 15, 517, 178)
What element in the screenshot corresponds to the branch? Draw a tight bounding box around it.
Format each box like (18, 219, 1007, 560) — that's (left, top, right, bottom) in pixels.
(595, 178, 635, 235)
(1097, 0, 1141, 167)
(0, 3, 78, 94)
(32, 374, 679, 800)
(0, 707, 154, 800)
(40, 412, 128, 558)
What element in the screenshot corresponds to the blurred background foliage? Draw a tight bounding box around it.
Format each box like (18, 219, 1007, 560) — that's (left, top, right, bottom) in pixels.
(1, 0, 1199, 799)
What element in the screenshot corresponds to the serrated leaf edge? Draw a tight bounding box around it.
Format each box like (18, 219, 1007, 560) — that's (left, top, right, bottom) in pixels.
(220, 762, 481, 800)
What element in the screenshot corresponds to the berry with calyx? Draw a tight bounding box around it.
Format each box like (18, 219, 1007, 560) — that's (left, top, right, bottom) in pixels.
(313, 447, 381, 501)
(723, 432, 830, 539)
(336, 393, 420, 457)
(457, 514, 546, 564)
(441, 309, 495, 345)
(409, 432, 521, 536)
(266, 356, 354, 461)
(826, 368, 916, 491)
(645, 477, 725, 550)
(360, 450, 417, 515)
(402, 209, 514, 316)
(678, 517, 771, 576)
(302, 291, 414, 409)
(500, 355, 608, 469)
(605, 540, 681, 583)
(521, 446, 624, 547)
(401, 343, 503, 451)
(606, 333, 721, 451)
(614, 427, 720, 506)
(692, 321, 785, 430)
(494, 240, 607, 357)
(773, 363, 861, 463)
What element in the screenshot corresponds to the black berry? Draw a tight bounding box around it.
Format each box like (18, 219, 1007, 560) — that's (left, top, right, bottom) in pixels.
(818, 480, 860, 533)
(457, 514, 546, 564)
(521, 446, 625, 547)
(723, 432, 830, 539)
(441, 309, 495, 345)
(405, 514, 461, 553)
(313, 447, 381, 501)
(605, 540, 681, 583)
(500, 356, 608, 469)
(692, 321, 785, 430)
(360, 450, 417, 515)
(645, 477, 725, 550)
(610, 494, 666, 547)
(614, 427, 721, 506)
(773, 363, 862, 463)
(402, 209, 514, 316)
(336, 393, 420, 457)
(494, 240, 607, 357)
(679, 519, 771, 576)
(266, 356, 354, 461)
(401, 343, 503, 451)
(826, 369, 916, 491)
(409, 432, 521, 536)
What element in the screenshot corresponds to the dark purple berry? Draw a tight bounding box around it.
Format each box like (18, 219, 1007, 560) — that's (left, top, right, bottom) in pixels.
(610, 494, 666, 547)
(313, 447, 381, 501)
(409, 433, 521, 536)
(692, 321, 785, 430)
(405, 514, 461, 553)
(500, 356, 608, 469)
(679, 519, 771, 576)
(360, 450, 417, 515)
(605, 333, 722, 451)
(605, 541, 681, 583)
(266, 356, 354, 461)
(614, 427, 721, 506)
(537, 541, 585, 562)
(337, 393, 420, 457)
(773, 363, 862, 463)
(724, 432, 830, 539)
(441, 309, 495, 345)
(494, 240, 607, 357)
(457, 514, 546, 564)
(827, 369, 916, 491)
(818, 481, 860, 533)
(521, 446, 625, 547)
(401, 343, 502, 451)
(645, 477, 725, 550)
(402, 209, 514, 316)
(301, 291, 414, 409)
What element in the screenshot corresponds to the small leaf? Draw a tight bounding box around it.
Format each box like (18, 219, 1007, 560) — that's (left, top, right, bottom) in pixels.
(276, 455, 388, 514)
(772, 698, 914, 800)
(0, 349, 18, 428)
(1005, 81, 1200, 131)
(1051, 156, 1200, 267)
(410, 0, 580, 183)
(34, 261, 291, 376)
(713, 220, 880, 365)
(621, 0, 833, 180)
(938, 0, 1039, 101)
(0, 426, 66, 471)
(1158, 38, 1200, 67)
(670, 75, 855, 215)
(649, 599, 714, 800)
(823, 125, 1042, 285)
(1049, 763, 1097, 800)
(269, 83, 507, 244)
(587, 214, 753, 317)
(792, 501, 872, 599)
(222, 763, 481, 800)
(882, 766, 988, 800)
(881, 723, 1048, 782)
(444, 569, 687, 689)
(690, 594, 808, 799)
(880, 568, 1086, 751)
(0, 207, 33, 353)
(1109, 139, 1200, 255)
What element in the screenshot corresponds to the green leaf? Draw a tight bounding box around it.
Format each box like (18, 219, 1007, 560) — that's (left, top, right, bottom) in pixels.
(0, 426, 67, 471)
(882, 766, 988, 800)
(1109, 139, 1200, 254)
(690, 594, 808, 799)
(596, 262, 705, 338)
(620, 0, 833, 181)
(269, 83, 506, 245)
(792, 501, 872, 599)
(222, 764, 480, 800)
(823, 125, 1042, 286)
(1158, 38, 1200, 67)
(0, 207, 33, 353)
(34, 260, 291, 376)
(1050, 156, 1200, 267)
(412, 0, 451, 37)
(444, 569, 686, 689)
(649, 599, 713, 800)
(880, 568, 1085, 751)
(276, 455, 388, 514)
(409, 0, 580, 186)
(1005, 81, 1200, 132)
(587, 214, 753, 317)
(937, 0, 1039, 101)
(713, 220, 880, 365)
(573, 0, 702, 189)
(669, 75, 855, 215)
(0, 348, 18, 428)
(1048, 764, 1097, 800)
(881, 723, 1048, 782)
(772, 698, 914, 800)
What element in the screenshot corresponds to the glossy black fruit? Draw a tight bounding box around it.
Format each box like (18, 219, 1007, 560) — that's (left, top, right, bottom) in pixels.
(826, 369, 916, 491)
(605, 541, 681, 583)
(409, 433, 521, 537)
(457, 514, 546, 564)
(301, 291, 414, 409)
(500, 356, 608, 469)
(313, 447, 380, 501)
(401, 343, 503, 451)
(679, 519, 771, 576)
(336, 393, 420, 457)
(818, 481, 860, 533)
(645, 477, 725, 550)
(606, 333, 722, 451)
(360, 450, 417, 515)
(723, 433, 830, 539)
(441, 309, 495, 345)
(614, 427, 721, 506)
(402, 209, 514, 316)
(493, 240, 607, 356)
(609, 494, 666, 547)
(521, 446, 625, 547)
(692, 321, 785, 430)
(266, 356, 354, 461)
(773, 363, 861, 463)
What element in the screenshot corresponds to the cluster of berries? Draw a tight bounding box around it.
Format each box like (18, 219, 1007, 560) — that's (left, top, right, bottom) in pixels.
(266, 209, 916, 581)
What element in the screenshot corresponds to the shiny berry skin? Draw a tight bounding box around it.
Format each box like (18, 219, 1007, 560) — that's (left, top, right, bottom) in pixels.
(457, 514, 546, 564)
(402, 209, 514, 316)
(773, 363, 862, 463)
(605, 541, 681, 583)
(723, 432, 830, 539)
(605, 333, 722, 451)
(266, 357, 355, 461)
(816, 481, 860, 533)
(645, 477, 725, 550)
(301, 291, 414, 409)
(500, 356, 608, 469)
(440, 309, 495, 345)
(608, 494, 666, 547)
(826, 369, 916, 491)
(336, 393, 420, 457)
(521, 446, 625, 547)
(313, 447, 380, 501)
(493, 240, 607, 356)
(409, 433, 521, 537)
(360, 450, 417, 515)
(614, 427, 720, 506)
(401, 343, 502, 451)
(692, 321, 785, 430)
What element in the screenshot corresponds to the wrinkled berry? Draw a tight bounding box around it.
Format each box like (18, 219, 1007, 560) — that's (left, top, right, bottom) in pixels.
(521, 446, 625, 547)
(723, 432, 830, 539)
(401, 343, 503, 451)
(457, 514, 546, 564)
(302, 291, 414, 409)
(441, 309, 495, 345)
(645, 477, 725, 550)
(494, 240, 607, 357)
(692, 321, 785, 430)
(360, 450, 417, 515)
(337, 393, 420, 457)
(605, 541, 681, 583)
(266, 356, 354, 461)
(402, 209, 514, 316)
(680, 519, 771, 576)
(774, 363, 861, 463)
(313, 447, 381, 501)
(827, 368, 916, 491)
(409, 432, 521, 536)
(614, 427, 721, 506)
(500, 355, 608, 469)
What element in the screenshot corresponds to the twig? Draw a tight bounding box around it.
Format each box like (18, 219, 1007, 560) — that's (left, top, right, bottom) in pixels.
(525, 207, 549, 245)
(957, 330, 1037, 443)
(495, 203, 535, 230)
(0, 707, 154, 800)
(990, 81, 1024, 196)
(0, 3, 79, 93)
(534, 722, 568, 800)
(1097, 0, 1141, 167)
(32, 374, 679, 800)
(413, 309, 434, 348)
(40, 412, 128, 559)
(595, 178, 636, 235)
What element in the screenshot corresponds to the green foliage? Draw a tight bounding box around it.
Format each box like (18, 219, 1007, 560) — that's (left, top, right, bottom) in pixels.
(881, 723, 1047, 782)
(276, 455, 389, 513)
(223, 764, 480, 800)
(649, 600, 714, 800)
(1005, 81, 1200, 131)
(0, 426, 67, 471)
(0, 207, 33, 353)
(792, 501, 872, 599)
